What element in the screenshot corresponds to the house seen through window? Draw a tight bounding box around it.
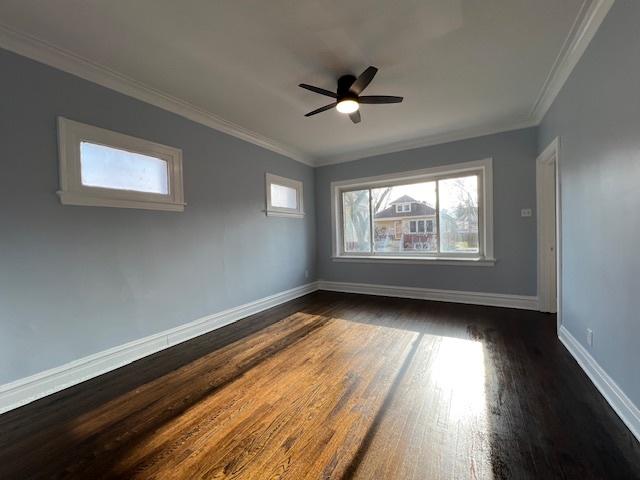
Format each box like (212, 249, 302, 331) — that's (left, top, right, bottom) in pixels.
(338, 162, 487, 259)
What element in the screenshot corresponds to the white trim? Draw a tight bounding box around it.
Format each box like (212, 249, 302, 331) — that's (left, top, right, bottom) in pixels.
(57, 117, 185, 211)
(536, 137, 559, 313)
(265, 210, 305, 219)
(556, 140, 563, 332)
(265, 173, 305, 218)
(330, 159, 492, 190)
(331, 256, 495, 267)
(318, 0, 613, 166)
(0, 279, 543, 414)
(57, 192, 185, 212)
(372, 214, 436, 223)
(536, 137, 563, 330)
(0, 0, 613, 168)
(317, 281, 538, 311)
(530, 0, 615, 123)
(316, 119, 536, 166)
(330, 158, 494, 262)
(559, 325, 640, 442)
(0, 282, 318, 414)
(0, 22, 313, 167)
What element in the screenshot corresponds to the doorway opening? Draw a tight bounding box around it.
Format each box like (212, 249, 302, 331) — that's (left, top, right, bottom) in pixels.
(536, 138, 560, 329)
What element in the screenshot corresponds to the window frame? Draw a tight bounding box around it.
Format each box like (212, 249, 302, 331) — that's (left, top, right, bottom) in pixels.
(57, 117, 184, 211)
(331, 158, 495, 265)
(265, 173, 304, 218)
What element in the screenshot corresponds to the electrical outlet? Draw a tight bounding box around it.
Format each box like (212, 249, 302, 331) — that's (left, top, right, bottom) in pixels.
(304, 270, 309, 279)
(587, 328, 593, 347)
(521, 208, 532, 217)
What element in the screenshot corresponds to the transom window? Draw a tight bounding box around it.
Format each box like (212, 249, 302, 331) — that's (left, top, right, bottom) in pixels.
(331, 159, 494, 262)
(79, 142, 169, 194)
(57, 117, 184, 211)
(265, 173, 304, 218)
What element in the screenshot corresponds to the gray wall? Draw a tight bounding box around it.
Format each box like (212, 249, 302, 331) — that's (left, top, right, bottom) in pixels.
(539, 1, 640, 406)
(0, 48, 316, 385)
(315, 128, 538, 295)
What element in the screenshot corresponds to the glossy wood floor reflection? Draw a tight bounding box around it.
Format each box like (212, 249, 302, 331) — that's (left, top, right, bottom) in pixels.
(1, 292, 639, 479)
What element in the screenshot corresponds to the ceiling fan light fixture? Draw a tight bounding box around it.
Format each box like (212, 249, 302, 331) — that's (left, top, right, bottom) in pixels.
(300, 66, 402, 123)
(336, 99, 359, 114)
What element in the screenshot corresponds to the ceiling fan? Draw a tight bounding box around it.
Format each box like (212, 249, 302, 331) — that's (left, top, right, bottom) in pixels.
(299, 66, 403, 124)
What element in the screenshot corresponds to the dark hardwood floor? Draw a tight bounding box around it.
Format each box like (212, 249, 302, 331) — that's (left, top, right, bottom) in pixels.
(1, 291, 639, 479)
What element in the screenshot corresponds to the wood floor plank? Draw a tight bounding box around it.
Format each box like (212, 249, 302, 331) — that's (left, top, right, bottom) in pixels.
(0, 291, 639, 479)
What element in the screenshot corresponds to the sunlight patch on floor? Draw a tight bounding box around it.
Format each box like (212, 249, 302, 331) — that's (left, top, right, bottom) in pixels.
(431, 336, 487, 422)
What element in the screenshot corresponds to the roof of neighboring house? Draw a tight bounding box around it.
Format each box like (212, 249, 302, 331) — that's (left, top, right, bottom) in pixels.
(389, 195, 417, 204)
(375, 198, 436, 219)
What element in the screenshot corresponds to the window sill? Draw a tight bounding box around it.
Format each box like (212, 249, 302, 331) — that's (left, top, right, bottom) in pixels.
(265, 209, 305, 218)
(331, 255, 496, 266)
(58, 191, 185, 212)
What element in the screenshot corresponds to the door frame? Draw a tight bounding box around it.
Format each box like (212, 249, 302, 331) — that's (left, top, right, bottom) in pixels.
(536, 137, 561, 331)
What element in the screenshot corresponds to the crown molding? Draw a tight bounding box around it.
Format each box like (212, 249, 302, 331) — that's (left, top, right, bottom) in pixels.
(314, 0, 614, 167)
(0, 0, 614, 168)
(0, 23, 314, 167)
(314, 117, 537, 166)
(529, 0, 615, 123)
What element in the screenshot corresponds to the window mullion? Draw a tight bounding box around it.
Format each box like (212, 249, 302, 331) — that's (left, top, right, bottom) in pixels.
(435, 180, 441, 255)
(368, 188, 374, 254)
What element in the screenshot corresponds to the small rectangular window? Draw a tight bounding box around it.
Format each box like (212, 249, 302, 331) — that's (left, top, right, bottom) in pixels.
(265, 173, 304, 218)
(270, 183, 298, 210)
(426, 220, 434, 233)
(57, 117, 184, 211)
(80, 142, 169, 194)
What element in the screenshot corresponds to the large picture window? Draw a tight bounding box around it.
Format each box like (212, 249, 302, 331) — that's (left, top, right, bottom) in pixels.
(331, 159, 494, 263)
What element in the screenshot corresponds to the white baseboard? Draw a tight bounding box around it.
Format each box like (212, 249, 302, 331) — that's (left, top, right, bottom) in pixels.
(0, 282, 319, 414)
(559, 325, 640, 442)
(0, 280, 539, 415)
(317, 280, 538, 310)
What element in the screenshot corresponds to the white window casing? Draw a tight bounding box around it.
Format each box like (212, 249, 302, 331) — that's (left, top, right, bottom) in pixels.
(57, 117, 184, 211)
(265, 173, 304, 218)
(330, 158, 495, 265)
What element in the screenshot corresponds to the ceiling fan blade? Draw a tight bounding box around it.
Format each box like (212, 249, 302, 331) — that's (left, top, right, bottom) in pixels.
(349, 66, 378, 95)
(349, 110, 361, 124)
(304, 103, 337, 117)
(299, 83, 337, 98)
(358, 95, 404, 104)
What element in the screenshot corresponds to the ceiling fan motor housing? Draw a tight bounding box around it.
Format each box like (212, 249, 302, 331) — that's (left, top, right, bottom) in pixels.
(300, 66, 402, 122)
(337, 75, 358, 101)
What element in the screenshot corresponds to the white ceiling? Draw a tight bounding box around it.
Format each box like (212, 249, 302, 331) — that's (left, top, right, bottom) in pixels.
(0, 1, 607, 165)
